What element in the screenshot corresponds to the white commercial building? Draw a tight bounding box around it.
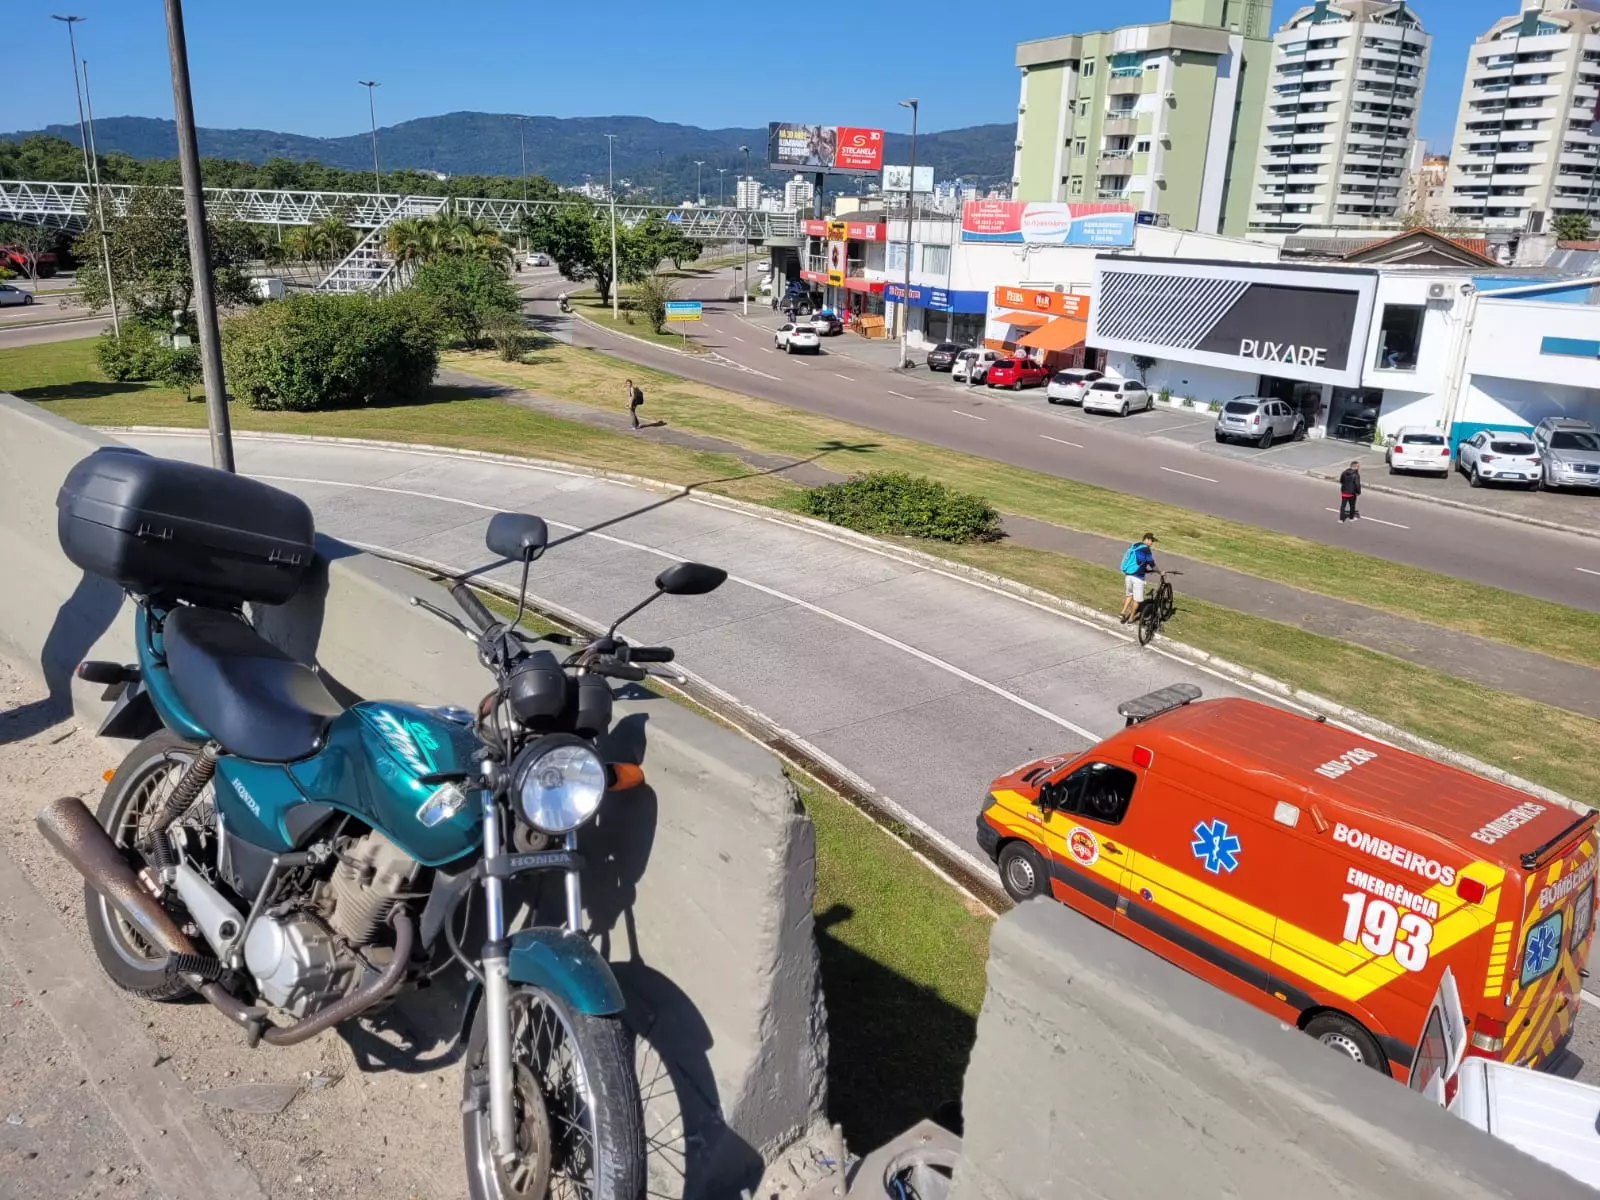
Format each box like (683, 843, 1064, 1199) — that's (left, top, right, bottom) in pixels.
(735, 177, 762, 210)
(1445, 0, 1600, 232)
(1251, 1, 1431, 231)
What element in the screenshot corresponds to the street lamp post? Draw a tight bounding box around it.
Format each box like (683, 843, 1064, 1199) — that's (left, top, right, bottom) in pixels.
(694, 160, 705, 204)
(605, 133, 619, 321)
(161, 0, 234, 472)
(80, 57, 120, 336)
(359, 80, 381, 195)
(515, 116, 529, 201)
(717, 168, 727, 207)
(897, 98, 919, 370)
(739, 145, 751, 316)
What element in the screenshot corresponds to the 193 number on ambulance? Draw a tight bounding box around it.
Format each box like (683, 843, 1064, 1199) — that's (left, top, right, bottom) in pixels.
(1341, 891, 1433, 972)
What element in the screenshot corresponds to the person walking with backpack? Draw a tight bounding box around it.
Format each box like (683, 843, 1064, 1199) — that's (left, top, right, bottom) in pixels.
(1118, 532, 1159, 624)
(1338, 460, 1362, 522)
(625, 379, 644, 430)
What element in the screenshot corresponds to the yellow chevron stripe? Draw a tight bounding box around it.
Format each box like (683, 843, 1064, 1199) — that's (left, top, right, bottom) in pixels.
(1548, 859, 1565, 885)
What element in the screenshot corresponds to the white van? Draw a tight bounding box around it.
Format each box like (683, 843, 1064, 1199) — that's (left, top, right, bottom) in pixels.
(952, 348, 999, 384)
(1411, 966, 1600, 1189)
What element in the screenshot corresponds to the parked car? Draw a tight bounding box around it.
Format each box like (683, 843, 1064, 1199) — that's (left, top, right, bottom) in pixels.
(1454, 430, 1541, 488)
(1532, 417, 1600, 491)
(0, 283, 36, 307)
(808, 312, 843, 336)
(523, 252, 551, 267)
(986, 358, 1050, 390)
(1385, 427, 1452, 477)
(1082, 378, 1153, 416)
(926, 342, 966, 372)
(1046, 368, 1104, 405)
(1214, 397, 1304, 446)
(774, 323, 821, 354)
(759, 277, 773, 295)
(952, 348, 1000, 384)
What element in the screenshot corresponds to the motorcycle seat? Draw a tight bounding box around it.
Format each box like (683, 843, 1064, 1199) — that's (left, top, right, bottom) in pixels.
(163, 606, 344, 763)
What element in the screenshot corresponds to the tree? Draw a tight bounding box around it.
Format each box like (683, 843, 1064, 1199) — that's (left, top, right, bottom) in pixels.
(0, 222, 59, 279)
(410, 254, 521, 346)
(1130, 355, 1157, 383)
(388, 212, 513, 268)
(522, 204, 659, 305)
(1554, 212, 1594, 243)
(72, 186, 258, 321)
(634, 273, 678, 334)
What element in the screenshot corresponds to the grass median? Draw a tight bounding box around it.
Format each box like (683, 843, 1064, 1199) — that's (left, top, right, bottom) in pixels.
(568, 290, 707, 353)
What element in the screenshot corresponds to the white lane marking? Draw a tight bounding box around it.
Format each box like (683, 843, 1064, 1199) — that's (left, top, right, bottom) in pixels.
(1145, 422, 1206, 435)
(761, 347, 774, 354)
(888, 391, 916, 401)
(251, 473, 1106, 745)
(1324, 508, 1411, 530)
(833, 373, 856, 382)
(732, 335, 745, 342)
(1577, 567, 1600, 578)
(1160, 466, 1219, 484)
(952, 410, 986, 422)
(1040, 435, 1084, 449)
(1586, 989, 1600, 1006)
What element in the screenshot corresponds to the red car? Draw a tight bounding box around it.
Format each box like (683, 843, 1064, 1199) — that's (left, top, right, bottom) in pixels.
(985, 358, 1049, 390)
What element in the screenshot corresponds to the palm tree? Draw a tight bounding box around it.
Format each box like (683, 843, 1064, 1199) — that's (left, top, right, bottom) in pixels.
(385, 217, 430, 264)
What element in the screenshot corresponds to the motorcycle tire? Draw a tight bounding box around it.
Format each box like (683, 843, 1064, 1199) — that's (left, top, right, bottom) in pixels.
(462, 985, 644, 1200)
(85, 728, 206, 1000)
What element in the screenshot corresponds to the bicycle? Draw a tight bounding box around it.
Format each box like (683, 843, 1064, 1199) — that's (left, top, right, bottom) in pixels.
(1135, 570, 1181, 646)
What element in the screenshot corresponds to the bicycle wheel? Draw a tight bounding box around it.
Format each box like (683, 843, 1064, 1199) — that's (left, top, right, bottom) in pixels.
(1158, 582, 1176, 623)
(1137, 602, 1160, 646)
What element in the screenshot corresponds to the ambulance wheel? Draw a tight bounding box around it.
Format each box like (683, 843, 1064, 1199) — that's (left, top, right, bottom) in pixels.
(998, 841, 1048, 903)
(1304, 1013, 1388, 1074)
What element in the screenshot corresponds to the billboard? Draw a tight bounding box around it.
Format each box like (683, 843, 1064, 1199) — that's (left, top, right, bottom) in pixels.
(961, 201, 1136, 247)
(768, 123, 885, 174)
(882, 164, 934, 193)
(993, 286, 1090, 320)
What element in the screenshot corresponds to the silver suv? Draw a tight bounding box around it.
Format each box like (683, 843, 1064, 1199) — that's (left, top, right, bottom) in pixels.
(1214, 397, 1305, 448)
(1531, 417, 1600, 491)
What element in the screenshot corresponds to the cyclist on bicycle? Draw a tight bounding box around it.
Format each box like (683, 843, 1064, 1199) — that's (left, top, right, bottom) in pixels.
(1118, 532, 1159, 625)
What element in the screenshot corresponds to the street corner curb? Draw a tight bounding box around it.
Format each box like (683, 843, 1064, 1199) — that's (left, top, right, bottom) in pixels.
(0, 840, 269, 1200)
(1302, 469, 1597, 541)
(568, 309, 707, 359)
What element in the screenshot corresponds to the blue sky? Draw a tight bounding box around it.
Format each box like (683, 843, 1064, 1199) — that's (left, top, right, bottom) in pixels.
(6, 1, 1515, 148)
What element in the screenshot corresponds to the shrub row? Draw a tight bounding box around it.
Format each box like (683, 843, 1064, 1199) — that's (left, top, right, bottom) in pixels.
(797, 471, 1001, 543)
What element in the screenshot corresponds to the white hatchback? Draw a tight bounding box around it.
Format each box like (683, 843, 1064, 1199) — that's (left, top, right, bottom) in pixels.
(1081, 378, 1153, 416)
(952, 348, 999, 384)
(1046, 369, 1104, 405)
(1455, 430, 1541, 488)
(1386, 427, 1452, 476)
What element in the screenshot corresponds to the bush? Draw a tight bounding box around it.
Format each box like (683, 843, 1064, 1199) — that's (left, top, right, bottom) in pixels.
(221, 292, 440, 411)
(483, 313, 529, 361)
(797, 471, 1001, 543)
(157, 345, 203, 400)
(96, 320, 183, 382)
(634, 273, 678, 334)
(410, 255, 520, 346)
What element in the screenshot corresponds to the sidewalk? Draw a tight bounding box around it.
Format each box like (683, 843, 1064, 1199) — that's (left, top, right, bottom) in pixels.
(433, 368, 1600, 720)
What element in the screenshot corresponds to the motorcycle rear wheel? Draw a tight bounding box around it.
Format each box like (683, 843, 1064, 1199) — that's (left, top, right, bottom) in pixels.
(463, 985, 644, 1200)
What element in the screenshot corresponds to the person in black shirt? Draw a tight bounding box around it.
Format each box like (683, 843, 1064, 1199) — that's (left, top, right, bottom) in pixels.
(625, 379, 644, 430)
(1338, 460, 1362, 522)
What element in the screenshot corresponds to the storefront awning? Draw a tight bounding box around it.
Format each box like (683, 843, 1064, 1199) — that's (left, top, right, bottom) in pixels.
(1018, 317, 1088, 352)
(999, 311, 1049, 328)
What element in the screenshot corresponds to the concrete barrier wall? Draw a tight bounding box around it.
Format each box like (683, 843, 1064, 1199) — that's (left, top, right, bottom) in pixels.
(0, 394, 826, 1197)
(952, 900, 1591, 1200)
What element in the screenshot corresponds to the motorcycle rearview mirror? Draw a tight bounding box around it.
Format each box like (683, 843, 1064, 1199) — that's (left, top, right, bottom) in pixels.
(655, 562, 727, 596)
(486, 513, 548, 563)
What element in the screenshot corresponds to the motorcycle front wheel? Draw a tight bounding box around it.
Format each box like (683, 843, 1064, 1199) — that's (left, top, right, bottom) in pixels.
(462, 985, 644, 1200)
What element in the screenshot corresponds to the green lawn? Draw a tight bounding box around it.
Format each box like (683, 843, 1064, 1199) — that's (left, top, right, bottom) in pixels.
(567, 290, 707, 353)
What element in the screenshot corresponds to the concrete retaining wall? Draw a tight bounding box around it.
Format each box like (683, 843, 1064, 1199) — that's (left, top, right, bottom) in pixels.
(951, 900, 1591, 1200)
(0, 394, 826, 1197)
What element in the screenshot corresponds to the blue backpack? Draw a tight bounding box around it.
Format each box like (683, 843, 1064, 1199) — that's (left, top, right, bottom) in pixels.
(1120, 543, 1142, 575)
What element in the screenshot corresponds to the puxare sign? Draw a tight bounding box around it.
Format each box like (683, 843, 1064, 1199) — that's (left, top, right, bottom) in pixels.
(1238, 339, 1328, 368)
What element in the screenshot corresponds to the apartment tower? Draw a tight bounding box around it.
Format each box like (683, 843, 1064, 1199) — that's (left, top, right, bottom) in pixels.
(1250, 2, 1431, 231)
(1445, 0, 1600, 232)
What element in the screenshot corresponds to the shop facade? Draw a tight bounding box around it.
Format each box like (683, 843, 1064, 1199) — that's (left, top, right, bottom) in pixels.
(882, 282, 989, 346)
(986, 285, 1096, 369)
(800, 218, 888, 322)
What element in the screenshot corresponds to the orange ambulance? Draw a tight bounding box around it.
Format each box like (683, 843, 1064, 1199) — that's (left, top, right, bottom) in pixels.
(976, 685, 1598, 1079)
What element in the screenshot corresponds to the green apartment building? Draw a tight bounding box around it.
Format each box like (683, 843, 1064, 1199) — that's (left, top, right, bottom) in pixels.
(1012, 0, 1274, 235)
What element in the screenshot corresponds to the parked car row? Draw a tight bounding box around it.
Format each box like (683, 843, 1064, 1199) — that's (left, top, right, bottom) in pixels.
(1387, 417, 1600, 493)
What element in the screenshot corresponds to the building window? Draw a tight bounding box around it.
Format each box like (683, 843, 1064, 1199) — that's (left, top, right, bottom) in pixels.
(1074, 138, 1087, 156)
(921, 244, 950, 274)
(1083, 59, 1096, 78)
(1079, 99, 1090, 117)
(1375, 304, 1424, 371)
(1135, 138, 1152, 153)
(886, 243, 908, 272)
(1069, 176, 1083, 196)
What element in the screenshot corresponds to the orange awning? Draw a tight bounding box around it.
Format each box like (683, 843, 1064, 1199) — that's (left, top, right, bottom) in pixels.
(999, 311, 1049, 328)
(1017, 317, 1088, 352)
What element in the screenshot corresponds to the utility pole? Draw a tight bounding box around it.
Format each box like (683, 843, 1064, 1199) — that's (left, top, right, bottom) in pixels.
(162, 0, 233, 472)
(605, 133, 619, 321)
(359, 80, 381, 196)
(80, 58, 120, 336)
(740, 145, 751, 316)
(694, 159, 706, 204)
(717, 167, 727, 207)
(898, 98, 919, 370)
(516, 116, 529, 201)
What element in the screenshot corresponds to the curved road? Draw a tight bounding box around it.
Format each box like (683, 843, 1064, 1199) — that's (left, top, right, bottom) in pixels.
(522, 270, 1600, 612)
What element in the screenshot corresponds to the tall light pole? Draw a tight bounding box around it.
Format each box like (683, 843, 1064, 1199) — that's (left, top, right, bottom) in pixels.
(694, 159, 706, 204)
(51, 16, 117, 336)
(717, 167, 727, 207)
(80, 57, 119, 336)
(739, 144, 751, 316)
(359, 80, 381, 196)
(605, 133, 619, 321)
(515, 116, 529, 201)
(898, 97, 919, 370)
(162, 0, 234, 472)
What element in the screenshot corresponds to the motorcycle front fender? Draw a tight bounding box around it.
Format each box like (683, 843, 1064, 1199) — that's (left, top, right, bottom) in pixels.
(506, 927, 625, 1016)
(96, 677, 166, 742)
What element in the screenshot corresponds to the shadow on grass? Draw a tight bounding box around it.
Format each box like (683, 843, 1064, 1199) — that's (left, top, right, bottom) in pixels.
(814, 902, 976, 1150)
(12, 380, 159, 402)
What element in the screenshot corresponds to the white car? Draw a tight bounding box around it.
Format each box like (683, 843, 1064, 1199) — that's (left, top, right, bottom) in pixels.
(1455, 430, 1541, 489)
(1385, 427, 1451, 476)
(759, 277, 773, 295)
(774, 323, 820, 354)
(1046, 368, 1104, 405)
(952, 348, 999, 384)
(0, 283, 36, 307)
(1081, 378, 1153, 416)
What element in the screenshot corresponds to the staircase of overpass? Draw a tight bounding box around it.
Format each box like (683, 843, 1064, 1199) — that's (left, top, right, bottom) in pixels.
(314, 195, 447, 294)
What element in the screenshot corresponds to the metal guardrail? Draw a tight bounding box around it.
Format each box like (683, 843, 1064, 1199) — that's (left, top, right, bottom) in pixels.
(0, 179, 799, 241)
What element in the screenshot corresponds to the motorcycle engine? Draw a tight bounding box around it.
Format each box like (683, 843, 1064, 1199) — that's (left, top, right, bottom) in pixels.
(243, 830, 420, 1017)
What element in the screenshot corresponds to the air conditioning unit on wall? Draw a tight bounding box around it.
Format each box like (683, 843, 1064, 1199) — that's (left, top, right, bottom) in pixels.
(1427, 282, 1449, 300)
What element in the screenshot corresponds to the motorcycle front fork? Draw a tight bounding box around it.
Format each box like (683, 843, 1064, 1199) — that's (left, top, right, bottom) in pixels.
(478, 791, 583, 1166)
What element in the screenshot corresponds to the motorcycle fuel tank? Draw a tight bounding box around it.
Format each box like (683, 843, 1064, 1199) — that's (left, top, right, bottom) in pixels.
(214, 702, 484, 865)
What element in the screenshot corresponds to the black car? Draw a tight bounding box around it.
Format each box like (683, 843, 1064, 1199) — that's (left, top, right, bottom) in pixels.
(926, 342, 966, 372)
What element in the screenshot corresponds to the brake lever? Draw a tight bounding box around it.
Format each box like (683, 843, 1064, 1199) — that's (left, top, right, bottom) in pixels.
(643, 667, 688, 684)
(410, 596, 478, 642)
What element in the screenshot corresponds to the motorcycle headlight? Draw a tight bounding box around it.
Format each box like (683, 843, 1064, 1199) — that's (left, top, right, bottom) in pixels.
(511, 738, 606, 834)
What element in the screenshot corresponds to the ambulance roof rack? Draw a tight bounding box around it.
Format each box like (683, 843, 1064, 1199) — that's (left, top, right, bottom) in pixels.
(1117, 683, 1202, 727)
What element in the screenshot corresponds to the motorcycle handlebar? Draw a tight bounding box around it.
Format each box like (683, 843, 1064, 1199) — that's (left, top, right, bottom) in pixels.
(449, 581, 498, 635)
(628, 646, 675, 663)
(589, 661, 647, 682)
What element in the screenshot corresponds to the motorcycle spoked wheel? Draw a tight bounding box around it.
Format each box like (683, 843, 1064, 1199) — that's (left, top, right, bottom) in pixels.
(85, 728, 215, 1000)
(462, 985, 644, 1200)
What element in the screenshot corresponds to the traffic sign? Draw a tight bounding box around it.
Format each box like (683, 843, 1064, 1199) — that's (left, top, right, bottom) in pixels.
(665, 300, 702, 322)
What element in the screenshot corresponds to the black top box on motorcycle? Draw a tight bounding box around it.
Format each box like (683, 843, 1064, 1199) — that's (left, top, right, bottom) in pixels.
(57, 448, 316, 607)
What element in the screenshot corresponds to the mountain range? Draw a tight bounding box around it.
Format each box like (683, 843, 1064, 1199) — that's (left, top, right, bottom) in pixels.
(1, 112, 1014, 199)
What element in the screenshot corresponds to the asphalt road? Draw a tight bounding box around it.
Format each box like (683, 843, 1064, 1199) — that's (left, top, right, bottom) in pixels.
(522, 270, 1600, 612)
